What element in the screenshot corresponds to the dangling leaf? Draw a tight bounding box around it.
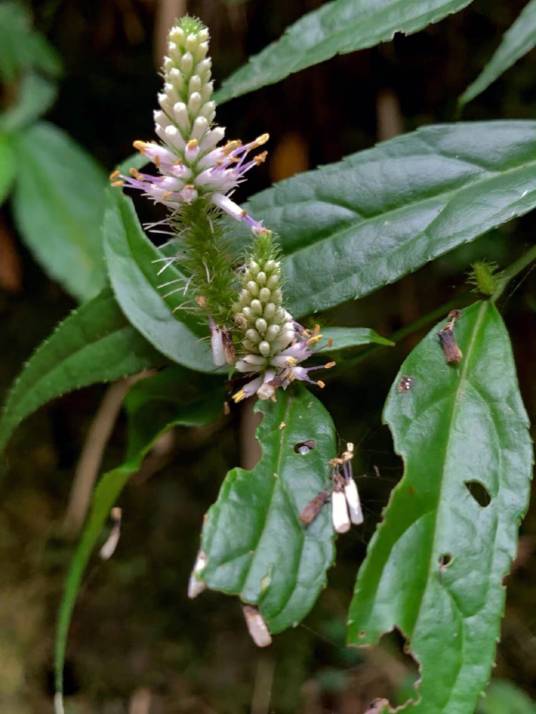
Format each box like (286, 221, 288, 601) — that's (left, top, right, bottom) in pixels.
(215, 0, 474, 104)
(238, 121, 536, 318)
(460, 0, 536, 106)
(55, 367, 223, 700)
(103, 189, 216, 373)
(0, 288, 164, 454)
(199, 386, 337, 633)
(347, 302, 532, 712)
(11, 122, 107, 301)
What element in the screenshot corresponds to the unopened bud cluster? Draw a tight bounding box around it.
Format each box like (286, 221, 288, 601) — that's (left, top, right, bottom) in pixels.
(234, 251, 295, 372)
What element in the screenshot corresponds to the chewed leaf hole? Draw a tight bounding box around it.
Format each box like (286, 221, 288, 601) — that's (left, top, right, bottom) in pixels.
(465, 480, 491, 507)
(438, 553, 453, 569)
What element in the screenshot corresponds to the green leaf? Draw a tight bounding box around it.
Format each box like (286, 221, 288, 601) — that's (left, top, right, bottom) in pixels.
(241, 121, 536, 318)
(479, 680, 536, 714)
(460, 0, 536, 106)
(0, 288, 163, 453)
(55, 367, 222, 698)
(321, 327, 393, 351)
(200, 386, 336, 633)
(0, 73, 57, 132)
(0, 1, 61, 83)
(0, 133, 15, 204)
(11, 122, 108, 301)
(103, 189, 217, 373)
(347, 302, 532, 712)
(215, 0, 474, 104)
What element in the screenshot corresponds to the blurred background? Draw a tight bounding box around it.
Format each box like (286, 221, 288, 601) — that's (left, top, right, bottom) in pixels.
(1, 0, 536, 712)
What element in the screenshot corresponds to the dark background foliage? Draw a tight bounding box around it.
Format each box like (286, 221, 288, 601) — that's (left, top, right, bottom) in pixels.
(1, 0, 535, 712)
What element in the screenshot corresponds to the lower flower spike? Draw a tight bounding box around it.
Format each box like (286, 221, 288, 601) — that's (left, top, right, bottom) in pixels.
(242, 605, 272, 647)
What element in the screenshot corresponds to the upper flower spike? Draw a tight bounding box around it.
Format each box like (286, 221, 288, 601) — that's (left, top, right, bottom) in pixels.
(114, 16, 268, 234)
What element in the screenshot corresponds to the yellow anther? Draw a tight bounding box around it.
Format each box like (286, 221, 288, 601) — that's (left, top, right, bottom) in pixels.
(111, 180, 124, 187)
(316, 380, 326, 389)
(254, 133, 270, 147)
(232, 389, 247, 403)
(162, 191, 173, 200)
(129, 168, 141, 178)
(223, 140, 241, 154)
(307, 334, 323, 346)
(186, 138, 199, 150)
(109, 169, 120, 180)
(324, 361, 336, 369)
(133, 139, 147, 153)
(286, 357, 298, 366)
(254, 151, 268, 165)
(327, 337, 334, 348)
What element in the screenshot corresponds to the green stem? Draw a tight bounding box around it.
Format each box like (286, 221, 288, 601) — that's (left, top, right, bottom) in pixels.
(335, 292, 470, 374)
(492, 243, 536, 302)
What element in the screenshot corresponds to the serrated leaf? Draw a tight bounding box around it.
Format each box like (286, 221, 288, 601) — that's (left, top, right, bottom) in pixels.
(321, 327, 393, 351)
(55, 367, 222, 697)
(240, 121, 536, 318)
(347, 302, 532, 712)
(103, 189, 216, 373)
(200, 386, 336, 633)
(460, 0, 536, 106)
(215, 0, 474, 104)
(11, 122, 107, 301)
(0, 133, 15, 204)
(0, 288, 163, 453)
(0, 72, 57, 132)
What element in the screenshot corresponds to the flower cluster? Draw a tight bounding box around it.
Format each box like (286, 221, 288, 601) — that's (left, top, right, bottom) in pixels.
(112, 15, 268, 234)
(228, 230, 335, 402)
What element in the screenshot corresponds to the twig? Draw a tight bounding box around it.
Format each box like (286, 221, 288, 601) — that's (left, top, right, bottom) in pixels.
(62, 376, 140, 536)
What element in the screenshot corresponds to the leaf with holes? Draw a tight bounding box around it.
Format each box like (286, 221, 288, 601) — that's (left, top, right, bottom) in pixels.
(237, 121, 536, 318)
(347, 301, 532, 712)
(0, 288, 164, 454)
(11, 122, 107, 301)
(104, 189, 217, 373)
(198, 386, 337, 633)
(215, 0, 474, 104)
(460, 0, 536, 106)
(55, 367, 223, 699)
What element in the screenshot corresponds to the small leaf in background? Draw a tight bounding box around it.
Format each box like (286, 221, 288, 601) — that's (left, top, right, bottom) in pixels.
(0, 0, 61, 83)
(460, 0, 536, 106)
(0, 288, 164, 454)
(55, 367, 223, 701)
(239, 121, 536, 317)
(478, 680, 536, 714)
(200, 386, 337, 633)
(0, 133, 15, 204)
(104, 189, 217, 373)
(215, 0, 474, 104)
(0, 73, 57, 132)
(347, 302, 532, 712)
(320, 327, 393, 352)
(11, 122, 108, 301)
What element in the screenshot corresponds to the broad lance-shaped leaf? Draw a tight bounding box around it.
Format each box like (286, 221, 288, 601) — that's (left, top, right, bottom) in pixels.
(104, 189, 217, 373)
(215, 0, 474, 104)
(239, 121, 536, 318)
(11, 122, 107, 302)
(347, 302, 532, 712)
(55, 368, 223, 699)
(0, 288, 164, 453)
(199, 386, 336, 633)
(460, 0, 536, 106)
